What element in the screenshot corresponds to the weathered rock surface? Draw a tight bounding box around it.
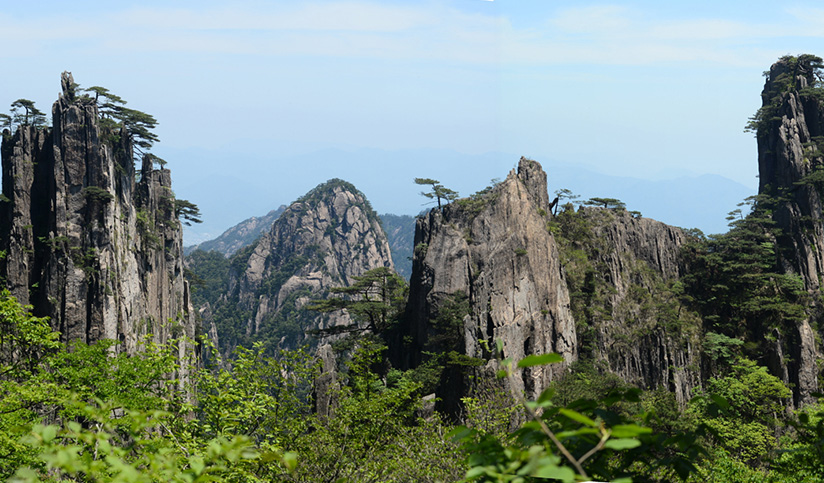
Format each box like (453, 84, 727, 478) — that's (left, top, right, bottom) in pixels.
(0, 73, 196, 372)
(402, 157, 704, 413)
(205, 179, 394, 355)
(756, 56, 824, 404)
(404, 158, 577, 412)
(569, 207, 702, 404)
(185, 206, 286, 257)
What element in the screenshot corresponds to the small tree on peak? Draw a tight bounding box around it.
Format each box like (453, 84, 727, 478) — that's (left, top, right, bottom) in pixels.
(0, 113, 11, 133)
(306, 266, 407, 335)
(415, 177, 458, 210)
(584, 197, 626, 210)
(82, 86, 159, 159)
(10, 99, 47, 128)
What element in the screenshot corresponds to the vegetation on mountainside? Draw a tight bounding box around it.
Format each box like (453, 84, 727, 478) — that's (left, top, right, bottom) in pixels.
(680, 194, 809, 366)
(8, 59, 824, 481)
(547, 198, 700, 361)
(746, 54, 824, 140)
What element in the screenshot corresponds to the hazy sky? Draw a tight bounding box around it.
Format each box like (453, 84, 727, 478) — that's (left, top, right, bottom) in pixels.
(3, 1, 824, 239)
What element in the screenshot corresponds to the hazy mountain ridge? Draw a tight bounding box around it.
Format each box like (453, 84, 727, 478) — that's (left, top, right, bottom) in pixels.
(173, 147, 753, 246)
(184, 206, 286, 257)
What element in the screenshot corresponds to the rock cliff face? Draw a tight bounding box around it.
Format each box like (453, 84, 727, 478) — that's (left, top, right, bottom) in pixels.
(560, 207, 702, 404)
(206, 179, 394, 355)
(755, 55, 824, 403)
(0, 73, 196, 366)
(404, 158, 577, 410)
(403, 157, 702, 412)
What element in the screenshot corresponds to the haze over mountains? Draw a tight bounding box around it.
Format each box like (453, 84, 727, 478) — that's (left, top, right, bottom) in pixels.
(171, 146, 754, 246)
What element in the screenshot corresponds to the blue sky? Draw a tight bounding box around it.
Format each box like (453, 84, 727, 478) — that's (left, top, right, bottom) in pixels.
(3, 1, 824, 240)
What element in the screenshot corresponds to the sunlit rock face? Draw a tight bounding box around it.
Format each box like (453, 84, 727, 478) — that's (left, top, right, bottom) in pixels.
(403, 158, 577, 413)
(402, 157, 704, 414)
(206, 178, 394, 357)
(0, 73, 196, 380)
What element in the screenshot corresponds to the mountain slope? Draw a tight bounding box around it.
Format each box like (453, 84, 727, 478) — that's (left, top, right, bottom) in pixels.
(200, 179, 394, 356)
(184, 206, 286, 257)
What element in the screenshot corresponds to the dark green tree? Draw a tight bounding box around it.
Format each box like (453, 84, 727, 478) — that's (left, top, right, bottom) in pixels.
(82, 86, 159, 158)
(307, 266, 407, 335)
(583, 197, 626, 210)
(414, 178, 458, 210)
(10, 99, 46, 128)
(681, 194, 807, 357)
(174, 198, 203, 226)
(0, 113, 11, 133)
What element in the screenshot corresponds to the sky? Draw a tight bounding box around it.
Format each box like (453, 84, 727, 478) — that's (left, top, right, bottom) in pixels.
(3, 1, 824, 242)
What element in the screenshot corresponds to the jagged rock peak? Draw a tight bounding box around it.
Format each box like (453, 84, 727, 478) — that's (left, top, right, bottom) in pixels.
(515, 156, 550, 208)
(402, 157, 576, 414)
(205, 178, 394, 355)
(754, 54, 824, 404)
(0, 74, 195, 367)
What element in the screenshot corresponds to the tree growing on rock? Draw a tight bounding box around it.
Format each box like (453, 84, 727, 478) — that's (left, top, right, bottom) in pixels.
(9, 99, 46, 128)
(82, 86, 159, 160)
(584, 197, 626, 210)
(306, 266, 407, 335)
(415, 178, 458, 210)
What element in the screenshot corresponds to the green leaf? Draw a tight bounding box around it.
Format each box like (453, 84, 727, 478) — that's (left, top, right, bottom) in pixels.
(536, 387, 555, 405)
(710, 394, 730, 412)
(282, 451, 298, 472)
(558, 408, 597, 427)
(189, 456, 205, 476)
(610, 424, 652, 438)
(556, 428, 600, 439)
(604, 438, 642, 450)
(41, 424, 58, 443)
(449, 425, 475, 441)
(517, 353, 564, 368)
(532, 463, 576, 481)
(466, 466, 488, 479)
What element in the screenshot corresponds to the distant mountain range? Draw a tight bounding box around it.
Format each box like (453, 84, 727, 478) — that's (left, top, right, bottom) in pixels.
(167, 147, 754, 246)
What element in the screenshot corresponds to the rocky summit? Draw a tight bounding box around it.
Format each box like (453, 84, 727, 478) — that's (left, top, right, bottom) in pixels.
(0, 73, 196, 368)
(200, 178, 394, 357)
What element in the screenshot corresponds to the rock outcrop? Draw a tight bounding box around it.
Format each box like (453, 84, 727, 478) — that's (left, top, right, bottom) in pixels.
(403, 158, 577, 412)
(0, 73, 196, 370)
(205, 179, 394, 356)
(402, 157, 703, 413)
(563, 207, 702, 404)
(755, 55, 824, 404)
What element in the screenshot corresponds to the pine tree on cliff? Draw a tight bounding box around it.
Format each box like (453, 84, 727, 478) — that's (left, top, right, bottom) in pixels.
(414, 177, 458, 210)
(9, 99, 46, 128)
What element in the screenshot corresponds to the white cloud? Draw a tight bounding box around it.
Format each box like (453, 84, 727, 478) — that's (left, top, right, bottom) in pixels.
(0, 2, 821, 68)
